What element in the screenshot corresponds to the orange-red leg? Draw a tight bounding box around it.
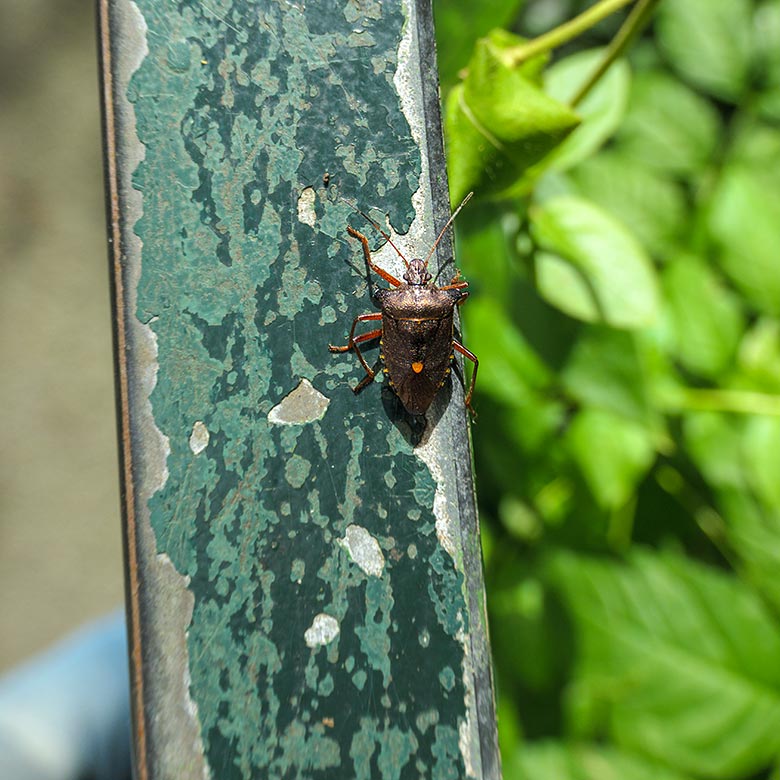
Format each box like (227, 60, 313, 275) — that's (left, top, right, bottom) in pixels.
(440, 268, 468, 291)
(349, 328, 383, 392)
(329, 313, 383, 392)
(453, 339, 478, 414)
(440, 281, 469, 291)
(347, 227, 402, 287)
(440, 269, 469, 291)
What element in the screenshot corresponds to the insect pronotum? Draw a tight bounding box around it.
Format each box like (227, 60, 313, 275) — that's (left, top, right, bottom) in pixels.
(329, 194, 478, 416)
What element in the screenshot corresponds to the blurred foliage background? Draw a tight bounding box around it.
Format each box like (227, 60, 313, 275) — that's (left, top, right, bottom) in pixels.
(432, 0, 780, 778)
(3, 1, 780, 779)
(0, 0, 123, 670)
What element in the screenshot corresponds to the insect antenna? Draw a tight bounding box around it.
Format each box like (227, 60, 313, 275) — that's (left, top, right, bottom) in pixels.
(339, 196, 410, 269)
(424, 191, 473, 274)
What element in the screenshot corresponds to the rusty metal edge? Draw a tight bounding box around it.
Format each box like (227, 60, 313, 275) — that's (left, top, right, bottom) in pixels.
(96, 2, 149, 778)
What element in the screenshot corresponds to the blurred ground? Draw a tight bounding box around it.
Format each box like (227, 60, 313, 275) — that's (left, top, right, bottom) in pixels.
(0, 0, 124, 670)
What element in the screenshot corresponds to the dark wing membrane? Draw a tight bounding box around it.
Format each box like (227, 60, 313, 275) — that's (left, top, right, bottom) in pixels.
(383, 315, 453, 414)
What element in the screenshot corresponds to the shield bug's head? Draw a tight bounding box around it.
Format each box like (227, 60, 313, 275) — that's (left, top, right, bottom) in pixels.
(341, 192, 474, 288)
(404, 258, 433, 286)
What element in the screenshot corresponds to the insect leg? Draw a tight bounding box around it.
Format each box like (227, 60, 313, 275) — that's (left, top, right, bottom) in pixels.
(347, 227, 402, 287)
(329, 312, 382, 352)
(440, 267, 467, 290)
(453, 340, 478, 413)
(349, 328, 383, 393)
(329, 313, 383, 391)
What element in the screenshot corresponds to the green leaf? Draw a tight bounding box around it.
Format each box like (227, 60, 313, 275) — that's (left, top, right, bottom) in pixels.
(683, 412, 746, 490)
(498, 495, 542, 542)
(685, 408, 780, 612)
(433, 0, 526, 90)
(708, 165, 780, 315)
(662, 254, 744, 378)
(615, 70, 721, 175)
(571, 152, 687, 259)
(455, 202, 516, 308)
(720, 489, 780, 613)
(727, 121, 780, 195)
(657, 0, 753, 102)
(755, 0, 780, 85)
(562, 327, 654, 426)
(549, 550, 780, 778)
(445, 31, 580, 203)
(490, 575, 567, 692)
(742, 415, 780, 511)
(737, 318, 780, 393)
(495, 696, 524, 777)
(567, 409, 655, 509)
(753, 0, 780, 121)
(755, 87, 780, 123)
(514, 742, 694, 780)
(463, 296, 551, 407)
(540, 48, 631, 174)
(530, 196, 660, 328)
(686, 411, 780, 513)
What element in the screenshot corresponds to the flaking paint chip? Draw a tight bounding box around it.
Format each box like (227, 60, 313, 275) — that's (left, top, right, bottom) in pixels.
(339, 525, 385, 577)
(304, 613, 340, 648)
(268, 379, 330, 425)
(296, 187, 317, 227)
(189, 421, 209, 454)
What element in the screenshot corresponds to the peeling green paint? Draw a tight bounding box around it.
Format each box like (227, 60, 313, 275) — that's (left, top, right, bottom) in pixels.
(285, 453, 312, 488)
(126, 0, 483, 777)
(291, 559, 306, 582)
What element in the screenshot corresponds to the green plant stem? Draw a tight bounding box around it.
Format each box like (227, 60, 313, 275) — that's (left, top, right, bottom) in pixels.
(662, 388, 780, 417)
(506, 0, 634, 67)
(570, 0, 662, 106)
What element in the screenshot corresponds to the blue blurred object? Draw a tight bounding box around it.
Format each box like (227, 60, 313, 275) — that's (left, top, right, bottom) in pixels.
(0, 611, 132, 780)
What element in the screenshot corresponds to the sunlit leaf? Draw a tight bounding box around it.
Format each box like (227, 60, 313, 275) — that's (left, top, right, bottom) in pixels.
(742, 415, 780, 511)
(726, 121, 780, 197)
(571, 152, 687, 259)
(562, 327, 654, 425)
(737, 318, 780, 393)
(568, 409, 655, 509)
(720, 490, 780, 614)
(683, 412, 745, 490)
(463, 296, 551, 407)
(708, 165, 780, 315)
(657, 0, 752, 101)
(684, 408, 780, 613)
(530, 196, 659, 328)
(514, 742, 694, 780)
(541, 48, 631, 173)
(549, 550, 780, 778)
(662, 254, 744, 378)
(615, 69, 721, 175)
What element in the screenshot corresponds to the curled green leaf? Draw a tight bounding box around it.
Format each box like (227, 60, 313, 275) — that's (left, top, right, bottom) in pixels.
(445, 30, 580, 203)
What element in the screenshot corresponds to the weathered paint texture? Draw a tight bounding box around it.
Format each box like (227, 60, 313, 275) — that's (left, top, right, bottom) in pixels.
(127, 0, 481, 777)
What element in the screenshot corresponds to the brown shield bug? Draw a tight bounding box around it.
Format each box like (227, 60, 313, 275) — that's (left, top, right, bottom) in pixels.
(329, 194, 478, 416)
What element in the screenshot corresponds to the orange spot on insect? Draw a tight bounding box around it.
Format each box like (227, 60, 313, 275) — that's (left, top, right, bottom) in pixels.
(412, 362, 424, 374)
